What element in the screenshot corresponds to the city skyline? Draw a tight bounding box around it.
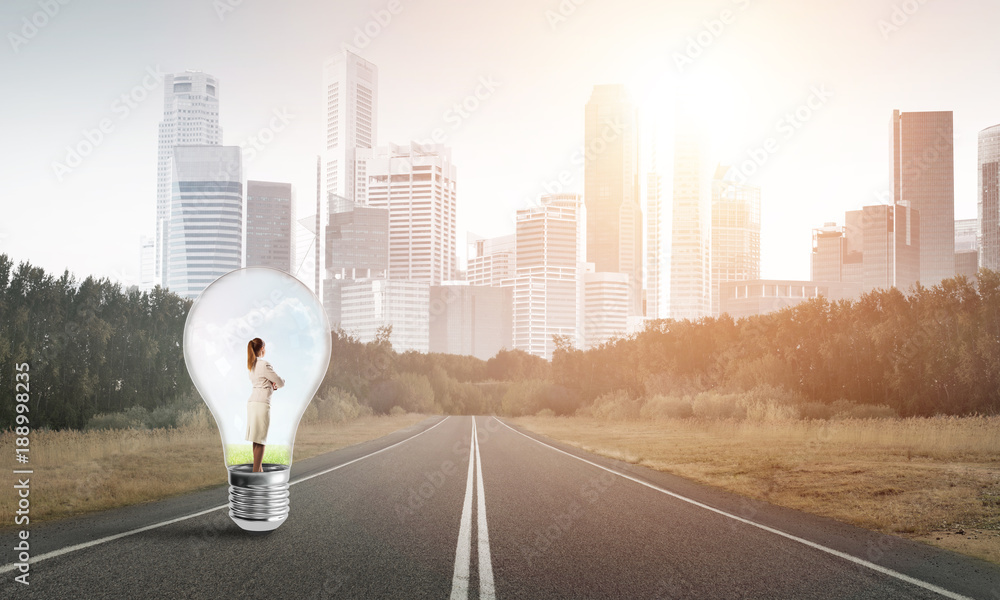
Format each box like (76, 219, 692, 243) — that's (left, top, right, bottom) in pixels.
(144, 63, 971, 348)
(5, 0, 998, 291)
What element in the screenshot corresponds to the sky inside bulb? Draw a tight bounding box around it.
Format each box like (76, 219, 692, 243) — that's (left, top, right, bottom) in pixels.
(183, 267, 331, 466)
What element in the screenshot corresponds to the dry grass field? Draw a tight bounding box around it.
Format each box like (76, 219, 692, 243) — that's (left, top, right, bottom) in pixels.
(0, 414, 427, 524)
(512, 415, 1000, 564)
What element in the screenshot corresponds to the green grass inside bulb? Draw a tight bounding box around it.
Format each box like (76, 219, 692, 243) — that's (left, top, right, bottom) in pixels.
(225, 443, 291, 466)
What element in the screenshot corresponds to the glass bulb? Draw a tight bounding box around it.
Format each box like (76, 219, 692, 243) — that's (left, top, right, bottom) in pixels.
(182, 267, 331, 532)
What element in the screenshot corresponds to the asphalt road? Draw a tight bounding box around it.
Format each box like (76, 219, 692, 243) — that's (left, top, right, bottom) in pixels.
(3, 416, 999, 599)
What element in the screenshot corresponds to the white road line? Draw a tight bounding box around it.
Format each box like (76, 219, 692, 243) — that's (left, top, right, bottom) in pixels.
(494, 418, 973, 600)
(449, 417, 498, 600)
(0, 504, 230, 576)
(450, 418, 476, 599)
(0, 416, 450, 575)
(474, 419, 497, 600)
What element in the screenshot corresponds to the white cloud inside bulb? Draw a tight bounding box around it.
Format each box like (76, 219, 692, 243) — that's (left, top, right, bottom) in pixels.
(204, 296, 325, 358)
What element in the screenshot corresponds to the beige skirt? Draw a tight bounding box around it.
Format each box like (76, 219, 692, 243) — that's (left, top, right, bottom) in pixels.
(246, 401, 270, 444)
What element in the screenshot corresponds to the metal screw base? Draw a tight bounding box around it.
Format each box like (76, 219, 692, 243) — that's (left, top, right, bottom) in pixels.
(227, 463, 290, 532)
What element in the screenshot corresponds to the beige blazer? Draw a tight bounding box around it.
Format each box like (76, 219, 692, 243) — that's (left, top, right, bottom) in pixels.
(247, 359, 285, 405)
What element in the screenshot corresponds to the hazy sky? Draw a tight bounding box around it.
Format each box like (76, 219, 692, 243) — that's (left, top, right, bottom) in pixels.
(2, 0, 996, 286)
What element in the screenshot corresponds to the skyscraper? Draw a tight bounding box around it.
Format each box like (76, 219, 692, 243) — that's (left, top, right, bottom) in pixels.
(429, 285, 513, 359)
(670, 126, 711, 320)
(167, 145, 242, 299)
(978, 124, 1000, 270)
(339, 280, 429, 353)
(810, 216, 863, 286)
(246, 181, 295, 273)
(891, 110, 955, 286)
(583, 85, 643, 316)
(323, 50, 378, 203)
(955, 218, 979, 280)
(320, 52, 378, 300)
(321, 198, 389, 325)
(468, 234, 516, 287)
(324, 199, 389, 280)
(955, 218, 978, 253)
(810, 203, 916, 298)
(646, 160, 665, 320)
(510, 194, 584, 359)
(360, 142, 457, 285)
(156, 71, 222, 287)
(139, 235, 155, 292)
(861, 203, 920, 292)
(811, 223, 845, 283)
(584, 271, 629, 347)
(711, 166, 760, 316)
(843, 209, 864, 283)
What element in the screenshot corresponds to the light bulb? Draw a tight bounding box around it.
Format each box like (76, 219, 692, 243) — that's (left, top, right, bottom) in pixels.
(182, 267, 331, 532)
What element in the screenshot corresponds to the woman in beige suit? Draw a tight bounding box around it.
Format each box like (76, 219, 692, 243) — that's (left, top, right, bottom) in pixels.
(246, 337, 285, 472)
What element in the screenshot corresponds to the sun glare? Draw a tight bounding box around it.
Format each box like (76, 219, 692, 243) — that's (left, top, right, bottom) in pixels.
(627, 67, 746, 172)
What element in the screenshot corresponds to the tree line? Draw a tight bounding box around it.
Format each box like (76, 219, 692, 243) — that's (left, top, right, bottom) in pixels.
(0, 254, 547, 429)
(0, 254, 195, 429)
(551, 270, 1000, 417)
(3, 253, 997, 430)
